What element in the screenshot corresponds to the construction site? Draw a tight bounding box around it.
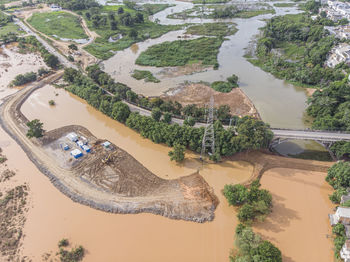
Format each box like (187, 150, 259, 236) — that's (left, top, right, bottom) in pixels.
(0, 75, 219, 222)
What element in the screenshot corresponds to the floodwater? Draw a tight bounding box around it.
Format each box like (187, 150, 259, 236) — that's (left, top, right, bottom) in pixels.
(103, 1, 329, 156)
(19, 84, 253, 261)
(103, 2, 308, 129)
(0, 43, 47, 99)
(0, 1, 334, 261)
(255, 168, 334, 262)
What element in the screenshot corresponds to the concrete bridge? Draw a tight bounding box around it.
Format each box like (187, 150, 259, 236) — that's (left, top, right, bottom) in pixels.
(271, 128, 350, 142)
(270, 128, 350, 159)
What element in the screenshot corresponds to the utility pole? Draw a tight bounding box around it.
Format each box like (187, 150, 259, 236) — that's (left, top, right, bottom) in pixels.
(200, 96, 215, 160)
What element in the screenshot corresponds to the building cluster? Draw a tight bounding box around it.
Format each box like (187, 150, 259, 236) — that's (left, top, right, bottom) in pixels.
(329, 196, 350, 262)
(322, 0, 350, 21)
(325, 43, 350, 68)
(326, 24, 350, 39)
(64, 132, 91, 159)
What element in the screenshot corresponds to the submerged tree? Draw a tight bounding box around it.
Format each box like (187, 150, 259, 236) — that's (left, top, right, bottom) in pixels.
(168, 143, 185, 163)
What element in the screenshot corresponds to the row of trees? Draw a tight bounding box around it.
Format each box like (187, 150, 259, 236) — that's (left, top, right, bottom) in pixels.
(84, 65, 235, 123)
(46, 0, 99, 11)
(63, 67, 273, 158)
(11, 68, 49, 86)
(231, 224, 282, 262)
(223, 180, 280, 260)
(85, 8, 144, 30)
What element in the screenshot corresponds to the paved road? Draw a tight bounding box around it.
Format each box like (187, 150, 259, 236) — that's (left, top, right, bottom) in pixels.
(271, 129, 350, 142)
(13, 18, 78, 69)
(10, 17, 350, 143)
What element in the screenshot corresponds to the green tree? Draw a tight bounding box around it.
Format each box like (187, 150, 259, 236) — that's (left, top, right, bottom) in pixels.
(326, 162, 350, 189)
(129, 29, 138, 39)
(163, 112, 172, 124)
(26, 119, 44, 138)
(223, 184, 249, 206)
(168, 143, 186, 163)
(111, 101, 130, 123)
(68, 44, 78, 51)
(250, 241, 282, 262)
(151, 107, 162, 122)
(184, 116, 195, 126)
(44, 54, 59, 68)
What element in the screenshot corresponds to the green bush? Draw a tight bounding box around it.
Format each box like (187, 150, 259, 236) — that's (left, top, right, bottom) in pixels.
(168, 143, 186, 163)
(231, 225, 282, 262)
(223, 180, 272, 224)
(11, 72, 37, 86)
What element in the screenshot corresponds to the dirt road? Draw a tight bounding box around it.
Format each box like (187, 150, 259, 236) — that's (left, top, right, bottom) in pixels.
(0, 73, 218, 222)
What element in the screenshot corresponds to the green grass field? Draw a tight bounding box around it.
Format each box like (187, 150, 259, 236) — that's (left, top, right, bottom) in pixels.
(186, 23, 237, 36)
(135, 37, 224, 67)
(27, 11, 88, 39)
(0, 22, 22, 36)
(0, 11, 23, 37)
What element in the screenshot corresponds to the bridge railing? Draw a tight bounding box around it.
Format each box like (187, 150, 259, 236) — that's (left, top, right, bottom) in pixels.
(270, 127, 350, 134)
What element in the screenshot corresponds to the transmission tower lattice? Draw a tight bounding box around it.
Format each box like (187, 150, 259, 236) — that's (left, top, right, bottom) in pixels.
(201, 96, 215, 159)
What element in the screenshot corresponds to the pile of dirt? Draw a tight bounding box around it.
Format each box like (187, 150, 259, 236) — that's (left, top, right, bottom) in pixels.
(162, 82, 259, 118)
(41, 125, 219, 222)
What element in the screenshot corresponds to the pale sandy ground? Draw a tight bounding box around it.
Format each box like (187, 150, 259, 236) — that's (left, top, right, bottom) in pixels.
(254, 168, 335, 262)
(0, 43, 47, 98)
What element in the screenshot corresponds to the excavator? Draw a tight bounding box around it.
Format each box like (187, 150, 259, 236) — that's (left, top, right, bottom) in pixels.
(102, 151, 117, 164)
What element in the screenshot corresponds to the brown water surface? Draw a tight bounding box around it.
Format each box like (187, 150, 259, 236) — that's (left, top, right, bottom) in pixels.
(18, 85, 253, 261)
(255, 168, 334, 262)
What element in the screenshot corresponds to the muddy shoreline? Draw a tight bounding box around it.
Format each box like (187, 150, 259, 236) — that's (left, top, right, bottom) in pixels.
(0, 76, 219, 223)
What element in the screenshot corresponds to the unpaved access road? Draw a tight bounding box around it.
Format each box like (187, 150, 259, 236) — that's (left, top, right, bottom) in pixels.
(0, 73, 218, 222)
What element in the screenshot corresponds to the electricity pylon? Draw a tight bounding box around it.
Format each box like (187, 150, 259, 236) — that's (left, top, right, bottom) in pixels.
(200, 96, 215, 160)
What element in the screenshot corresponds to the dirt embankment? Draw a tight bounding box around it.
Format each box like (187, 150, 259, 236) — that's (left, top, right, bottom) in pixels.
(0, 75, 218, 223)
(162, 82, 260, 118)
(229, 150, 333, 185)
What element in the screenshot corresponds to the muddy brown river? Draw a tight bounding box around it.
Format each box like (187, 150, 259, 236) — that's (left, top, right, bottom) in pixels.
(0, 1, 335, 261)
(9, 84, 332, 261)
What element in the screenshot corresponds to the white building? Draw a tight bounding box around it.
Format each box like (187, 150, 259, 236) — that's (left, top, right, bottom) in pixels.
(50, 4, 62, 11)
(341, 240, 350, 262)
(66, 132, 78, 142)
(329, 207, 350, 226)
(326, 43, 350, 68)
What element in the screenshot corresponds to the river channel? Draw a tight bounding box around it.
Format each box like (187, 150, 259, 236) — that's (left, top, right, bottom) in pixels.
(0, 1, 333, 261)
(102, 0, 329, 157)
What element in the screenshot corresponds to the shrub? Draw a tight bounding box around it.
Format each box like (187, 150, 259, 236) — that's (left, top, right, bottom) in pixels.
(12, 72, 37, 86)
(168, 143, 185, 162)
